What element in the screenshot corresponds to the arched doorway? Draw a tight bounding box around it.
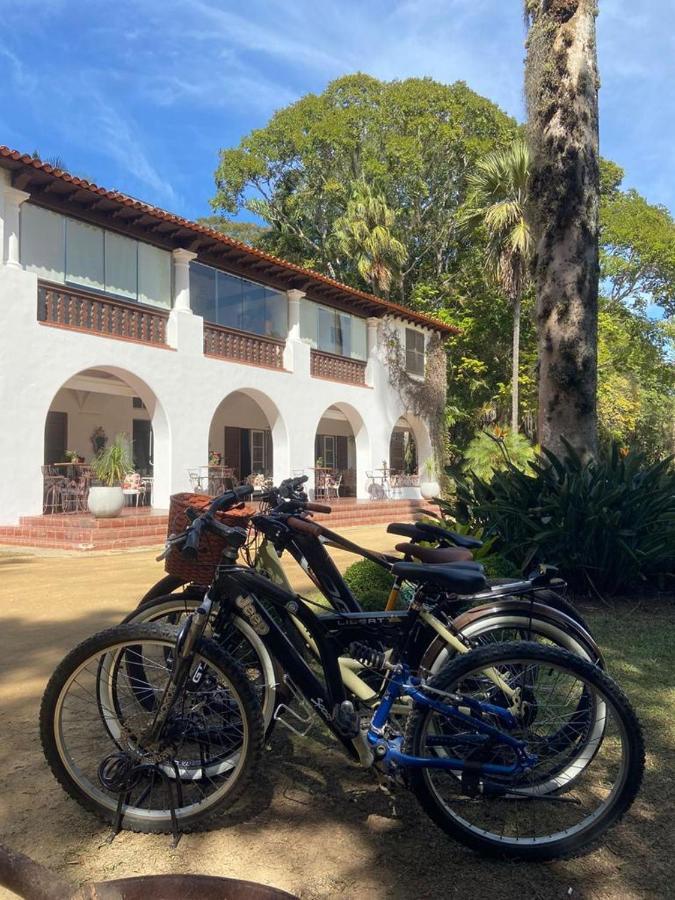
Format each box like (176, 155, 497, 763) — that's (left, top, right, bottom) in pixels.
(314, 403, 369, 499)
(389, 416, 418, 476)
(43, 367, 168, 509)
(208, 389, 288, 490)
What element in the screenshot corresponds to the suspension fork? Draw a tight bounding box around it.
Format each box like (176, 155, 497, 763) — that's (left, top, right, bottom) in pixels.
(144, 594, 215, 742)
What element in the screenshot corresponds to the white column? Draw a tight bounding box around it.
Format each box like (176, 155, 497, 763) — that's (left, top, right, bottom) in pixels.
(2, 184, 30, 269)
(365, 316, 380, 387)
(172, 248, 197, 311)
(167, 248, 203, 355)
(283, 288, 308, 372)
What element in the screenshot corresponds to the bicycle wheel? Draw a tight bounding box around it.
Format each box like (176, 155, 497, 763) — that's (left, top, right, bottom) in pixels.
(404, 641, 644, 861)
(40, 623, 264, 834)
(121, 592, 279, 734)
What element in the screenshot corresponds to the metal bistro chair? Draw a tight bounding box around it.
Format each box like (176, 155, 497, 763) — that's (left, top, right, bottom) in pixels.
(324, 472, 342, 500)
(122, 473, 143, 507)
(42, 465, 65, 514)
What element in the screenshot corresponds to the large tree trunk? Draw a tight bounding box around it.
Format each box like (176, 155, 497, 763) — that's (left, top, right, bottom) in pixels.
(525, 0, 600, 460)
(511, 295, 521, 433)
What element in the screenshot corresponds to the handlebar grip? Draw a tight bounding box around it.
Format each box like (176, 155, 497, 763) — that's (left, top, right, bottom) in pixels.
(287, 516, 322, 537)
(305, 502, 331, 514)
(181, 518, 203, 558)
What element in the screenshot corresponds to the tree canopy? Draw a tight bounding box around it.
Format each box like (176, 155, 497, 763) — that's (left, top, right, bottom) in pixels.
(212, 74, 518, 301)
(210, 73, 674, 461)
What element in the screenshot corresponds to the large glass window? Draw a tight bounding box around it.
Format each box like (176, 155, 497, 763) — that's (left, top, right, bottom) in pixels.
(306, 301, 366, 359)
(66, 219, 104, 291)
(21, 204, 171, 306)
(20, 204, 64, 282)
(104, 231, 137, 300)
(189, 262, 288, 340)
(138, 243, 171, 309)
(405, 328, 425, 377)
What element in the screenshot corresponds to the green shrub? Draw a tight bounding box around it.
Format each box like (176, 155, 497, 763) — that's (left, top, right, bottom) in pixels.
(454, 440, 675, 595)
(463, 429, 536, 480)
(343, 559, 395, 611)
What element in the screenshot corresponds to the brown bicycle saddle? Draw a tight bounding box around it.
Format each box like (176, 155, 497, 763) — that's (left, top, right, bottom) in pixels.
(395, 542, 473, 564)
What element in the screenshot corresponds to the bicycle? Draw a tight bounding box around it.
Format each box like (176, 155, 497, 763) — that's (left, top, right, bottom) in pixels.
(125, 480, 603, 733)
(40, 505, 644, 860)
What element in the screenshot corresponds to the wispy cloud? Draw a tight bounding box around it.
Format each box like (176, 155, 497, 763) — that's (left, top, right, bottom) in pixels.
(0, 0, 672, 217)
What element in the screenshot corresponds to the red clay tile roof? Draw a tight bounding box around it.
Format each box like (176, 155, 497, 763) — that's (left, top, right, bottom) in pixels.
(0, 145, 457, 335)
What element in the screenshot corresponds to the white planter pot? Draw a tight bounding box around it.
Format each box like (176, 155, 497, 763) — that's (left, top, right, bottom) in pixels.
(420, 481, 441, 501)
(87, 486, 125, 518)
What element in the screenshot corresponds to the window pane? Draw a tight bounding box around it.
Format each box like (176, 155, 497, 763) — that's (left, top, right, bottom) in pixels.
(265, 288, 287, 339)
(21, 204, 65, 282)
(105, 231, 137, 299)
(66, 219, 104, 291)
(241, 280, 267, 335)
(216, 272, 243, 329)
(351, 316, 367, 360)
(337, 313, 351, 358)
(299, 298, 318, 347)
(405, 328, 425, 376)
(190, 262, 217, 322)
(318, 307, 335, 353)
(138, 243, 171, 307)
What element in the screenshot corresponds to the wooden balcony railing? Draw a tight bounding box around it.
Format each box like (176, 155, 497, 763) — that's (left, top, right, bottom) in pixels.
(204, 323, 285, 369)
(38, 282, 169, 346)
(310, 349, 367, 385)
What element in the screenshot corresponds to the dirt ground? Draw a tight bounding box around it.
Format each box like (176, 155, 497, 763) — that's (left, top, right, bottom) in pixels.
(0, 530, 672, 899)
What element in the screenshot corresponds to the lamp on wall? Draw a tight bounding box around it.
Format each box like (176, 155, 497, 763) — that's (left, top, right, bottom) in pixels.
(91, 426, 107, 455)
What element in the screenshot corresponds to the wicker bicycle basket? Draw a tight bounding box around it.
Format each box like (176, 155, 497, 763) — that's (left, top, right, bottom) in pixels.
(164, 492, 253, 584)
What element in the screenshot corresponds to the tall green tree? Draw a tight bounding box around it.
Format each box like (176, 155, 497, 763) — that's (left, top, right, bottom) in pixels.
(212, 74, 517, 300)
(197, 215, 270, 247)
(459, 140, 532, 432)
(333, 181, 407, 296)
(525, 0, 601, 461)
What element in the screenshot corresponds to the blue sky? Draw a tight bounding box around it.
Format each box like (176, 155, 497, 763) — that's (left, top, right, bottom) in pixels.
(0, 0, 673, 222)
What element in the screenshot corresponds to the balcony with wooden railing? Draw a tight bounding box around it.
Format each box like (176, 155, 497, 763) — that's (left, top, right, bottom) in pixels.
(310, 349, 367, 385)
(37, 282, 169, 346)
(203, 323, 285, 370)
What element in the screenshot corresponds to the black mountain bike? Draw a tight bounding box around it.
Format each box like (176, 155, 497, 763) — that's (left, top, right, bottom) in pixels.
(124, 480, 603, 734)
(40, 499, 644, 861)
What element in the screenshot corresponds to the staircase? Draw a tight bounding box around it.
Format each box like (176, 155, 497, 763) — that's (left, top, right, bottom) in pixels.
(0, 499, 434, 552)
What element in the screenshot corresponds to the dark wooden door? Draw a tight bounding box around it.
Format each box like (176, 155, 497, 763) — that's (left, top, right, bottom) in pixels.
(224, 427, 241, 478)
(44, 411, 67, 464)
(132, 419, 153, 475)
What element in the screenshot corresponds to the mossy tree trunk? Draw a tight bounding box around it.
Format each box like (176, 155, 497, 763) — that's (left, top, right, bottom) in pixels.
(525, 0, 600, 461)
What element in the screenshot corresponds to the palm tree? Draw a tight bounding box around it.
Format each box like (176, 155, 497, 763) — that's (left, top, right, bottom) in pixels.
(524, 1, 600, 460)
(460, 139, 532, 433)
(333, 181, 407, 297)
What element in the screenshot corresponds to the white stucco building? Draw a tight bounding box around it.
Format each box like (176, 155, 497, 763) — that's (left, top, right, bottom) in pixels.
(0, 146, 453, 527)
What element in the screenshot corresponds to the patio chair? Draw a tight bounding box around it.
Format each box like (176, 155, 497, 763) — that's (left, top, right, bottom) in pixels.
(140, 477, 153, 506)
(122, 473, 142, 507)
(42, 465, 65, 514)
(324, 473, 342, 500)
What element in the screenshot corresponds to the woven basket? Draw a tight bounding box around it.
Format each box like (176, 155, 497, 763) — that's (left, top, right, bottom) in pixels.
(164, 492, 253, 585)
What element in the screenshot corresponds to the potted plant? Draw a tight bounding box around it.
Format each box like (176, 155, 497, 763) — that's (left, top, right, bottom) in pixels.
(209, 450, 222, 466)
(87, 433, 133, 518)
(420, 458, 441, 500)
(64, 450, 78, 463)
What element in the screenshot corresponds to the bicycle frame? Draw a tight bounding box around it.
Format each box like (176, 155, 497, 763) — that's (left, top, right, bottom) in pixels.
(211, 563, 536, 776)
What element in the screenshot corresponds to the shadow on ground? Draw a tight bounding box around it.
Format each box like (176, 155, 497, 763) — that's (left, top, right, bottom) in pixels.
(0, 580, 672, 898)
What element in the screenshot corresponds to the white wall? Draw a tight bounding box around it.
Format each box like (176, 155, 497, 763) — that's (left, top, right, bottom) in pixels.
(49, 388, 150, 461)
(0, 204, 438, 521)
